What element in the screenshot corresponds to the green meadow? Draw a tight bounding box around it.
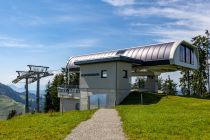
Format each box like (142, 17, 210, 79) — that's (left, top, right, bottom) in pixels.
(117, 92, 210, 140)
(1, 92, 210, 140)
(0, 110, 95, 140)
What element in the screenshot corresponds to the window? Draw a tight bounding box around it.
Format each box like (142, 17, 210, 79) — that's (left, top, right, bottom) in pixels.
(101, 70, 108, 78)
(179, 45, 194, 64)
(123, 70, 128, 78)
(180, 45, 185, 62)
(191, 50, 194, 64)
(186, 47, 191, 64)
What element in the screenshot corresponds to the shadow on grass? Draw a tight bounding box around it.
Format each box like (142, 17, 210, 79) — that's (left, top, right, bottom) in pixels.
(120, 91, 165, 105)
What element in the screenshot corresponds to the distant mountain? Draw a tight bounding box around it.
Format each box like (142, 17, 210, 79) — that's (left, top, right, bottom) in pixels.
(28, 90, 46, 97)
(18, 92, 45, 111)
(0, 95, 24, 119)
(8, 84, 25, 93)
(0, 83, 45, 119)
(9, 84, 46, 96)
(0, 83, 24, 104)
(0, 83, 25, 119)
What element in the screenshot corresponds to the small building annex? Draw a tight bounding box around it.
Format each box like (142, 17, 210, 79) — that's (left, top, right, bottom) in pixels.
(58, 40, 199, 111)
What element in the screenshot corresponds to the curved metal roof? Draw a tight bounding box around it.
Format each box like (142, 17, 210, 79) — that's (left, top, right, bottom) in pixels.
(66, 40, 194, 69)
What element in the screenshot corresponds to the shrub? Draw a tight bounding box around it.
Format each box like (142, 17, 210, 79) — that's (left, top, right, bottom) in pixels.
(7, 110, 17, 120)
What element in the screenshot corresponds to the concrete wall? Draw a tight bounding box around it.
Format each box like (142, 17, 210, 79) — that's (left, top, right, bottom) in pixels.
(79, 61, 132, 110)
(80, 62, 116, 89)
(60, 98, 80, 112)
(116, 62, 132, 104)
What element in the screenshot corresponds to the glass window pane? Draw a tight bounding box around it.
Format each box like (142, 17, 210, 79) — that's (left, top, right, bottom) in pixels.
(101, 70, 108, 78)
(186, 48, 191, 63)
(123, 70, 128, 78)
(180, 45, 185, 62)
(191, 49, 194, 64)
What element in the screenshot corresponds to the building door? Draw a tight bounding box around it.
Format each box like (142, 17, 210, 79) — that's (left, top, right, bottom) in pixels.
(88, 94, 107, 109)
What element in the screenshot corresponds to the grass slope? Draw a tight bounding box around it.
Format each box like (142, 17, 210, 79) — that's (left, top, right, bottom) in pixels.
(117, 92, 210, 140)
(0, 110, 95, 140)
(0, 95, 24, 119)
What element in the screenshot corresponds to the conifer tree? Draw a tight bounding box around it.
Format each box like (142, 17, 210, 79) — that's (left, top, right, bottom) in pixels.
(44, 81, 52, 112)
(191, 35, 208, 96)
(162, 76, 177, 95)
(44, 74, 64, 112)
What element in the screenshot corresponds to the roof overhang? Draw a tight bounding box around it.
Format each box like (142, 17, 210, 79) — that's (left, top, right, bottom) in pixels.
(66, 40, 199, 71)
(74, 55, 143, 65)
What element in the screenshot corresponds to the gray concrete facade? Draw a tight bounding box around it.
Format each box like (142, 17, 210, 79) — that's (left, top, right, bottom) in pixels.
(79, 62, 132, 110)
(60, 98, 80, 112)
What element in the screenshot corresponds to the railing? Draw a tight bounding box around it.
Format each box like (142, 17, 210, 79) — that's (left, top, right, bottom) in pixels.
(57, 85, 80, 98)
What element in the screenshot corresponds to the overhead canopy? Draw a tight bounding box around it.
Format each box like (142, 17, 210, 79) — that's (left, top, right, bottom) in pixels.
(74, 55, 143, 65)
(66, 40, 199, 72)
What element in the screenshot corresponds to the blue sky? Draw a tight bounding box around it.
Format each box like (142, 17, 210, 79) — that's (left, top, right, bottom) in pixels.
(0, 0, 209, 90)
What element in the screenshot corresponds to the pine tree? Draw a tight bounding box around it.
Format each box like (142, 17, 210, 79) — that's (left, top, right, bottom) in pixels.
(191, 35, 208, 97)
(180, 70, 191, 96)
(51, 74, 64, 111)
(162, 76, 177, 95)
(44, 74, 65, 112)
(44, 81, 52, 112)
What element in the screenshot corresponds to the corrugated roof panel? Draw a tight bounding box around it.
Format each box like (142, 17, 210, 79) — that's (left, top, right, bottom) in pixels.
(135, 47, 144, 60)
(94, 54, 99, 59)
(150, 46, 156, 60)
(67, 41, 179, 69)
(110, 52, 115, 55)
(123, 49, 129, 56)
(110, 51, 117, 56)
(146, 46, 155, 60)
(157, 44, 167, 59)
(105, 53, 110, 58)
(164, 43, 173, 59)
(151, 45, 161, 60)
(131, 48, 139, 59)
(106, 52, 110, 57)
(109, 51, 116, 57)
(141, 47, 150, 61)
(127, 49, 135, 57)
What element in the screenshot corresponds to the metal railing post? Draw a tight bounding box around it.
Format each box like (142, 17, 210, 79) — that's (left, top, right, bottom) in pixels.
(141, 93, 143, 104)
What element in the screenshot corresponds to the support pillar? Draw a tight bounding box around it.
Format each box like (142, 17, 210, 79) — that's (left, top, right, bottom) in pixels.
(25, 78, 29, 113)
(145, 75, 158, 92)
(36, 73, 40, 112)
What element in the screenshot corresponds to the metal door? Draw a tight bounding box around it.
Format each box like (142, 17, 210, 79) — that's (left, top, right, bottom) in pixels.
(89, 94, 107, 109)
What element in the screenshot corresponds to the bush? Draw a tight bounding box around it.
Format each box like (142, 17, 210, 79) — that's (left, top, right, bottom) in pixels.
(7, 110, 17, 120)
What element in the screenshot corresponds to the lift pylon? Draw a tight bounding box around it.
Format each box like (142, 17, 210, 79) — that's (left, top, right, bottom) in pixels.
(12, 65, 53, 113)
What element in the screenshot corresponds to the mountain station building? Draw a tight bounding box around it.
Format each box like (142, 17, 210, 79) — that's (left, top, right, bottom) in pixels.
(58, 40, 199, 111)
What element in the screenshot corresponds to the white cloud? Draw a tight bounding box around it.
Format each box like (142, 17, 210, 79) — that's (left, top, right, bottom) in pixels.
(151, 29, 204, 42)
(102, 0, 135, 6)
(130, 22, 153, 27)
(55, 39, 99, 49)
(55, 15, 74, 22)
(0, 36, 44, 49)
(112, 1, 210, 41)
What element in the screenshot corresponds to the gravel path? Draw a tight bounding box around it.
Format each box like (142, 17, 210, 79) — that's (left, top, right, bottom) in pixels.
(65, 109, 126, 140)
